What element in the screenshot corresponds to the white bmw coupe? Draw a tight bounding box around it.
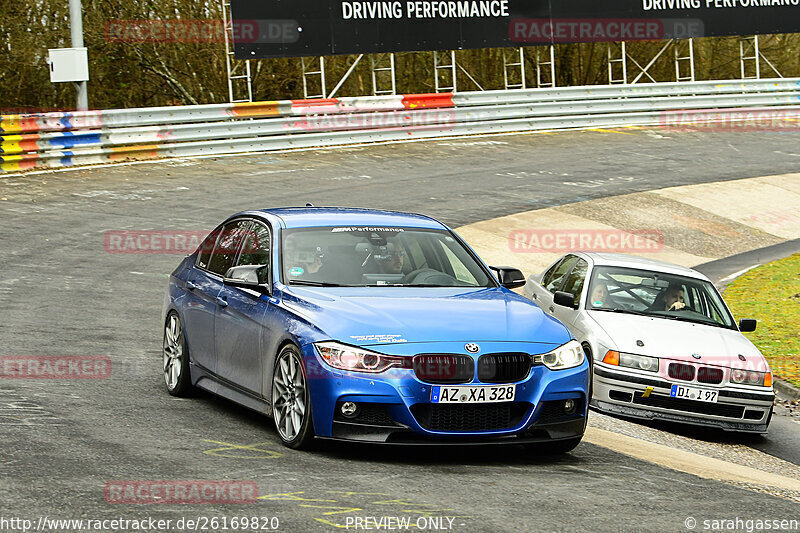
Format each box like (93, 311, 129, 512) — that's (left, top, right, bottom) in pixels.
(523, 252, 774, 433)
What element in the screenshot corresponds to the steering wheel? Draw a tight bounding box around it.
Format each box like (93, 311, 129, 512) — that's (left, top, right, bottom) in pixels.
(403, 268, 458, 286)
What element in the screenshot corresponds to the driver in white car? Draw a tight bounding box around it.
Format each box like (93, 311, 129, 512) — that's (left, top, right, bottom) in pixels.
(650, 282, 686, 311)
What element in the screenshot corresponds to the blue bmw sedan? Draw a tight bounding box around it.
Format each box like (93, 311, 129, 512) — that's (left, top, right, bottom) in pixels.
(162, 207, 589, 452)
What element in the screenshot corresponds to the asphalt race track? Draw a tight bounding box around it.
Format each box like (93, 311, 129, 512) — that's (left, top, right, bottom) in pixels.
(2, 127, 800, 532)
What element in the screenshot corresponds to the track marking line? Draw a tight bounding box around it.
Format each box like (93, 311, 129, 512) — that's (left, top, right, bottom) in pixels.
(586, 128, 637, 135)
(257, 491, 338, 502)
(299, 504, 363, 515)
(201, 439, 282, 459)
(327, 491, 390, 496)
(718, 264, 762, 284)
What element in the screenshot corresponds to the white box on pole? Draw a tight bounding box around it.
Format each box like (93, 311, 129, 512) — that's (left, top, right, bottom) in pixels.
(48, 48, 89, 83)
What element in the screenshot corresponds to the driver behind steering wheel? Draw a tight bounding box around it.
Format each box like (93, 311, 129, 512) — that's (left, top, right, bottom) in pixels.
(649, 282, 686, 312)
(376, 246, 406, 275)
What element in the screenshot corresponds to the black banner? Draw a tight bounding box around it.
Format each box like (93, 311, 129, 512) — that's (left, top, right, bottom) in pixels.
(231, 0, 800, 59)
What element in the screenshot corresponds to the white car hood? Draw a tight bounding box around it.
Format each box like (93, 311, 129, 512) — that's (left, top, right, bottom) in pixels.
(588, 311, 768, 371)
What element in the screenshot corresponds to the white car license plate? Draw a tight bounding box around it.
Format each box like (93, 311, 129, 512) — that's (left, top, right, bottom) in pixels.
(670, 384, 718, 403)
(431, 385, 516, 404)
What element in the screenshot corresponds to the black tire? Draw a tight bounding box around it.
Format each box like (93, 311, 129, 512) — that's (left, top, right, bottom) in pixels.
(525, 436, 583, 455)
(271, 345, 316, 450)
(163, 312, 194, 397)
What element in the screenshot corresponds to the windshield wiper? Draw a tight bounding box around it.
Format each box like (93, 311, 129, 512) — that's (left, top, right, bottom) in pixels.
(594, 307, 649, 316)
(364, 283, 479, 288)
(360, 283, 442, 287)
(288, 280, 348, 287)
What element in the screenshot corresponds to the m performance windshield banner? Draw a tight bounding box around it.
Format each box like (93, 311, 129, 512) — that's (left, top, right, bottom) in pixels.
(230, 0, 800, 59)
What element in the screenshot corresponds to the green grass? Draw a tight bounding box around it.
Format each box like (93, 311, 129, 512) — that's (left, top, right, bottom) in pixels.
(724, 253, 800, 387)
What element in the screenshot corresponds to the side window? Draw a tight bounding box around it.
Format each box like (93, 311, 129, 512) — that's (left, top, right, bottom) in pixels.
(543, 256, 579, 293)
(207, 220, 252, 276)
(541, 258, 565, 289)
(235, 222, 271, 284)
(561, 259, 588, 306)
(196, 228, 221, 270)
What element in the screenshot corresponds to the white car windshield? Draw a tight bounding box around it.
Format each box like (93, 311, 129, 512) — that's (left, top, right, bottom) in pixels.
(281, 226, 493, 288)
(586, 266, 736, 330)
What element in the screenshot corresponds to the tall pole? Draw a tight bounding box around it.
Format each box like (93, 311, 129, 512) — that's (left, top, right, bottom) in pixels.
(69, 0, 88, 110)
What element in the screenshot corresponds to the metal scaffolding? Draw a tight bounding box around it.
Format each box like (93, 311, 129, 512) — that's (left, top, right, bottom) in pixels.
(371, 53, 397, 96)
(433, 51, 485, 92)
(221, 0, 252, 102)
(503, 48, 526, 90)
(234, 36, 788, 101)
(434, 51, 458, 92)
(607, 40, 697, 84)
(303, 54, 398, 99)
(739, 35, 783, 79)
(535, 46, 556, 88)
(327, 55, 365, 98)
(674, 39, 695, 82)
(607, 42, 628, 84)
(301, 57, 327, 99)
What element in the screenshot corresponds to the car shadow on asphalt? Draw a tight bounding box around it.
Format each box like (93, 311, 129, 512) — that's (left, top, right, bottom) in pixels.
(192, 393, 590, 465)
(313, 440, 591, 466)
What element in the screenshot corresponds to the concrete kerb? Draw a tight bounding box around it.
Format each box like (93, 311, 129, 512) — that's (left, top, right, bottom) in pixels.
(774, 378, 800, 401)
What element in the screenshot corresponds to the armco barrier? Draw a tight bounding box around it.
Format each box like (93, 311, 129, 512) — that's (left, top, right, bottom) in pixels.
(2, 78, 799, 172)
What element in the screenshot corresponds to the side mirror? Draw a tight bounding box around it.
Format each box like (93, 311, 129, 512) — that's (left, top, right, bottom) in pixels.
(225, 265, 269, 292)
(739, 319, 757, 332)
(554, 291, 577, 309)
(490, 266, 526, 289)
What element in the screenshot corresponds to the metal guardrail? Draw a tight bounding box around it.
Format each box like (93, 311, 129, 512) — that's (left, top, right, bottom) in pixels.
(2, 78, 799, 172)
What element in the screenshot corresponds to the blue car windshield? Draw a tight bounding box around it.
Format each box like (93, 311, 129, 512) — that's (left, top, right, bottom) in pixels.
(282, 226, 494, 288)
(586, 266, 736, 329)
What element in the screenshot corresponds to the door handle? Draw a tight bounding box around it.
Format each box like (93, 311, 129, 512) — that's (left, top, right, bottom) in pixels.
(216, 296, 228, 308)
(549, 306, 555, 313)
(531, 292, 537, 300)
(186, 281, 197, 291)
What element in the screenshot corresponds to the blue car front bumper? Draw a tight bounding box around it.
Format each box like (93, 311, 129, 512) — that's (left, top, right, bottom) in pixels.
(302, 342, 589, 445)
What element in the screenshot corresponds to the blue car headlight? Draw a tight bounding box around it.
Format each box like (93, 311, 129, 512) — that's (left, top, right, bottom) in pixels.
(314, 341, 407, 373)
(537, 340, 585, 370)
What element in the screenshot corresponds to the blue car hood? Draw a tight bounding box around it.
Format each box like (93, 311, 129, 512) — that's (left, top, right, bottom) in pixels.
(280, 286, 570, 348)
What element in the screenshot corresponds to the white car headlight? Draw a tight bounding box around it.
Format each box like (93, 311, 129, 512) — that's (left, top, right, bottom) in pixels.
(314, 341, 407, 373)
(619, 352, 660, 373)
(730, 369, 771, 387)
(538, 340, 585, 371)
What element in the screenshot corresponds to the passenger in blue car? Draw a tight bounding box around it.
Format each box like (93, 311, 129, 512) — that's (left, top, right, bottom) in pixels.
(288, 246, 327, 281)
